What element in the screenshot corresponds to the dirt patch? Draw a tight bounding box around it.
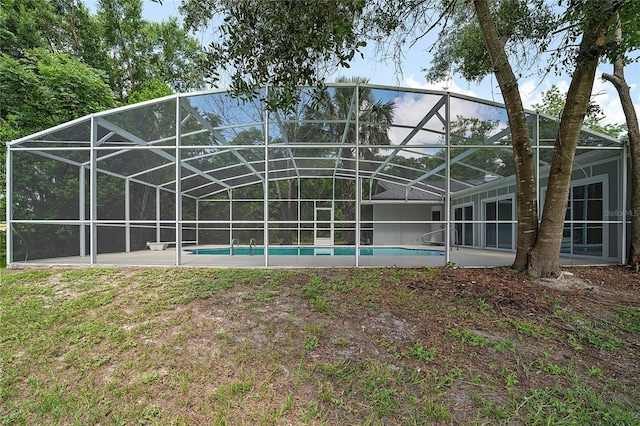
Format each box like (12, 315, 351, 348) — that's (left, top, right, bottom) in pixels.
(2, 265, 639, 424)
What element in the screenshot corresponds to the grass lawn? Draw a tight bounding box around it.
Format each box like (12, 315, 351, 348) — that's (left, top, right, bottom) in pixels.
(1, 266, 639, 424)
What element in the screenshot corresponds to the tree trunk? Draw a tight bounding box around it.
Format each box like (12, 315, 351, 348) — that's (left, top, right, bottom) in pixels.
(602, 18, 640, 269)
(282, 179, 298, 245)
(342, 178, 356, 245)
(529, 8, 613, 277)
(280, 179, 298, 245)
(626, 116, 640, 268)
(472, 0, 538, 271)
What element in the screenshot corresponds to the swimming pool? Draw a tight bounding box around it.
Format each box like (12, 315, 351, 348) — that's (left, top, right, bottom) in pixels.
(184, 246, 444, 256)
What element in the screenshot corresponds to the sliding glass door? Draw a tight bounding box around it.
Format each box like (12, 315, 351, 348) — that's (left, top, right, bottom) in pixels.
(454, 205, 473, 246)
(562, 181, 604, 256)
(484, 198, 513, 250)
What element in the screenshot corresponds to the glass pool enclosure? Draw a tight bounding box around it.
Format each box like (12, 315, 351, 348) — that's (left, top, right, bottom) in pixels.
(5, 83, 629, 267)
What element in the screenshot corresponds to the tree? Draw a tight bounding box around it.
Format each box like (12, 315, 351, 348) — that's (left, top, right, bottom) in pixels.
(0, 0, 114, 77)
(416, 0, 633, 275)
(532, 85, 626, 139)
(1, 0, 209, 219)
(448, 117, 514, 181)
(443, 0, 534, 272)
(1, 0, 212, 259)
(0, 48, 118, 260)
(601, 8, 640, 269)
(531, 2, 629, 275)
(98, 0, 143, 96)
(417, 0, 625, 275)
(180, 0, 367, 111)
(127, 78, 174, 104)
(0, 0, 67, 57)
(430, 0, 620, 276)
(307, 76, 395, 244)
(97, 0, 207, 100)
(1, 0, 208, 102)
(181, 0, 634, 277)
(0, 48, 118, 136)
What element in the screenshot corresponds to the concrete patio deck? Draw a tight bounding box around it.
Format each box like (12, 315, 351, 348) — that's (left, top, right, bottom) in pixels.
(9, 245, 616, 269)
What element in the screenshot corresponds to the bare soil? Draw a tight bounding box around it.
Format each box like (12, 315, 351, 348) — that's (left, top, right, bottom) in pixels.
(2, 264, 639, 424)
(175, 265, 640, 423)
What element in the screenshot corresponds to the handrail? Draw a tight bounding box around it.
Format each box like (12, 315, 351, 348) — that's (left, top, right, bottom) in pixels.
(231, 237, 240, 255)
(420, 228, 459, 250)
(249, 238, 256, 256)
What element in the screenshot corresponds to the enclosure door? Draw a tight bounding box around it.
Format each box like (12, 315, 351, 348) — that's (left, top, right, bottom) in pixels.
(314, 206, 334, 246)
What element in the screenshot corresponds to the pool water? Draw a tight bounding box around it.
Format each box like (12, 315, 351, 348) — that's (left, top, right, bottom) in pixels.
(184, 246, 444, 256)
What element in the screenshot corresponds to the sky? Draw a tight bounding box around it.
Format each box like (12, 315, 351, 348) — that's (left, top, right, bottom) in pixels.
(88, 0, 639, 127)
(336, 37, 640, 128)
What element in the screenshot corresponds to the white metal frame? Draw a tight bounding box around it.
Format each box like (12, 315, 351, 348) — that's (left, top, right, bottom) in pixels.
(5, 84, 627, 267)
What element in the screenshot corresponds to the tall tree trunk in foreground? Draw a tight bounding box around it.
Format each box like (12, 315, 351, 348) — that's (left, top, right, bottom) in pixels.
(474, 0, 617, 277)
(472, 0, 538, 271)
(529, 6, 614, 277)
(602, 17, 640, 270)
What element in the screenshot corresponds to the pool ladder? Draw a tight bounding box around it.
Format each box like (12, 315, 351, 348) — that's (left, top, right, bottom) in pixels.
(231, 238, 256, 256)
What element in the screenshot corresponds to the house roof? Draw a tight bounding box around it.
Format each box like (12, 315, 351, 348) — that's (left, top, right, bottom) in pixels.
(371, 180, 477, 201)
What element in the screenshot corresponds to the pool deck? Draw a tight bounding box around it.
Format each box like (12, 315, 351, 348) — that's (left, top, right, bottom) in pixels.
(9, 245, 616, 269)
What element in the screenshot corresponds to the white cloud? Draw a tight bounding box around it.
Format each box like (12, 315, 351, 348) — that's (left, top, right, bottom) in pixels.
(388, 90, 444, 146)
(397, 68, 638, 138)
(402, 74, 477, 97)
(591, 70, 640, 126)
(518, 79, 540, 107)
(387, 80, 510, 147)
(518, 68, 640, 126)
(519, 78, 571, 111)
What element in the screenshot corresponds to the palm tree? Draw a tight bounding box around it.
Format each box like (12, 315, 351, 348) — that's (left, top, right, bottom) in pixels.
(308, 77, 395, 244)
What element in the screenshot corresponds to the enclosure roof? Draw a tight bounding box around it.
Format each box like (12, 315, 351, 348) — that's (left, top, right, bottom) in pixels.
(8, 84, 622, 200)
